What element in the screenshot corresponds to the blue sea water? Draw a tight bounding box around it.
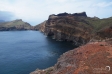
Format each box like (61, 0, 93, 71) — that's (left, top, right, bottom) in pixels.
(0, 31, 75, 74)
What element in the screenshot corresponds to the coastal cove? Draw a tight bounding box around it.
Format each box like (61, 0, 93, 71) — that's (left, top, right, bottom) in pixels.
(0, 31, 75, 74)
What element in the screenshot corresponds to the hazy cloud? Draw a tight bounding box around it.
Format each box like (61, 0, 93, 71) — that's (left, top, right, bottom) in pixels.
(94, 2, 112, 7)
(0, 11, 15, 21)
(0, 0, 112, 25)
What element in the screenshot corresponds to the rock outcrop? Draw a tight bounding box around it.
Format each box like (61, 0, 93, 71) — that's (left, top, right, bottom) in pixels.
(31, 40, 112, 74)
(33, 21, 46, 32)
(35, 12, 112, 46)
(35, 12, 93, 46)
(31, 12, 112, 74)
(72, 12, 87, 17)
(50, 12, 87, 17)
(0, 19, 31, 31)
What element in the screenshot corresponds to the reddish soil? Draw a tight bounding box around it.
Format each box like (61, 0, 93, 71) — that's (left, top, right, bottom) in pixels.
(31, 41, 112, 74)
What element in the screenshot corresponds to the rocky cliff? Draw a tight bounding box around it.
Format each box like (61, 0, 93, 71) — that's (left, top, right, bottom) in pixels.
(0, 19, 31, 31)
(31, 12, 112, 74)
(31, 40, 112, 74)
(35, 12, 94, 46)
(34, 12, 112, 46)
(33, 21, 46, 32)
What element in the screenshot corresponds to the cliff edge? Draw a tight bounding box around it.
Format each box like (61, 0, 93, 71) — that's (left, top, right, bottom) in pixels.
(31, 12, 112, 74)
(35, 12, 94, 46)
(31, 40, 112, 74)
(35, 12, 112, 46)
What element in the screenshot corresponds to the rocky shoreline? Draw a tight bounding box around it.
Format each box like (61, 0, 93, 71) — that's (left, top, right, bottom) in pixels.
(0, 19, 32, 31)
(0, 12, 112, 74)
(30, 40, 112, 74)
(30, 12, 112, 74)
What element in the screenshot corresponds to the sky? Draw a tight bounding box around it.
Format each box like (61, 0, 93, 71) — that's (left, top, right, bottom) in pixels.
(0, 0, 112, 25)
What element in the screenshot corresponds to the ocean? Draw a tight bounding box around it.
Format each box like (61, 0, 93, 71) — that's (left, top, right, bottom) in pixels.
(0, 31, 75, 74)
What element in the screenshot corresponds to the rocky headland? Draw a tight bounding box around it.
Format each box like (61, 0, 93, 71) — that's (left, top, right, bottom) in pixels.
(0, 19, 32, 31)
(31, 12, 112, 74)
(34, 12, 112, 46)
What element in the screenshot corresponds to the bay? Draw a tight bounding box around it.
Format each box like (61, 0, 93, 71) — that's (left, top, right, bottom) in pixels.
(0, 31, 75, 74)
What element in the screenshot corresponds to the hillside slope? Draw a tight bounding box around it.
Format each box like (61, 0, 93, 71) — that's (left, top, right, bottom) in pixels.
(34, 12, 112, 46)
(31, 12, 112, 74)
(31, 41, 112, 74)
(0, 19, 31, 31)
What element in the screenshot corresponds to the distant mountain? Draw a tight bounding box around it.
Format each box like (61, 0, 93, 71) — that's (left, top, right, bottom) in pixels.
(0, 19, 31, 31)
(33, 21, 46, 31)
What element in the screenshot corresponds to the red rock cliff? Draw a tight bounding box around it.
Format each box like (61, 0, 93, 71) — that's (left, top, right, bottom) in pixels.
(31, 41, 112, 74)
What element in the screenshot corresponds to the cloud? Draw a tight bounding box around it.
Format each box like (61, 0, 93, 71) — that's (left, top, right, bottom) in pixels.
(0, 11, 15, 21)
(0, 0, 112, 25)
(94, 2, 112, 7)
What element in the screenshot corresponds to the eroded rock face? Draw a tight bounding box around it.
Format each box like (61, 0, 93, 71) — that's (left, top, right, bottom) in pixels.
(38, 12, 92, 46)
(36, 12, 112, 45)
(72, 12, 87, 17)
(33, 21, 46, 32)
(31, 12, 112, 74)
(30, 41, 112, 74)
(50, 12, 87, 17)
